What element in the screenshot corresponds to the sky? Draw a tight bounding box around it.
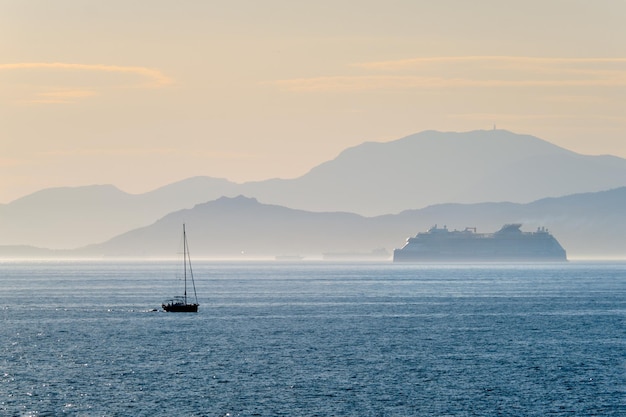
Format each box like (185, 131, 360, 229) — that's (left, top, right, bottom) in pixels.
(1, 0, 625, 203)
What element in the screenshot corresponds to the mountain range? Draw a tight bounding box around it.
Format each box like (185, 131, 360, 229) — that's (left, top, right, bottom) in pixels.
(1, 129, 625, 256)
(78, 187, 626, 259)
(4, 187, 624, 259)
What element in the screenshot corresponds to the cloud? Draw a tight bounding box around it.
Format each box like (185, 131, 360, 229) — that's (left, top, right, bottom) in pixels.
(0, 62, 172, 86)
(449, 113, 582, 122)
(40, 147, 257, 160)
(26, 89, 99, 104)
(0, 157, 28, 169)
(354, 56, 626, 70)
(0, 62, 173, 104)
(271, 56, 626, 92)
(449, 112, 626, 125)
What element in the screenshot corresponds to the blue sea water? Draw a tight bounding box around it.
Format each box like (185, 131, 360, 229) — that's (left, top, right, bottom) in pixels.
(0, 261, 624, 416)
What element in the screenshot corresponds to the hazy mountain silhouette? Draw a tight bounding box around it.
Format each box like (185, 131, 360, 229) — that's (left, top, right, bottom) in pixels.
(77, 195, 385, 258)
(0, 178, 241, 249)
(72, 188, 626, 260)
(241, 129, 626, 215)
(2, 129, 626, 249)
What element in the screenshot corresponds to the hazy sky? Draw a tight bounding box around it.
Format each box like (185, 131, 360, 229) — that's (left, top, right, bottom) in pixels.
(2, 0, 625, 203)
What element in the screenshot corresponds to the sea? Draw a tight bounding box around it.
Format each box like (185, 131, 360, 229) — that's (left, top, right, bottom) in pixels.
(0, 260, 624, 416)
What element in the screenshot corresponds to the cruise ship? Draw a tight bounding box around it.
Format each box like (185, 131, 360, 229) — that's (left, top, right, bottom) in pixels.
(393, 224, 567, 262)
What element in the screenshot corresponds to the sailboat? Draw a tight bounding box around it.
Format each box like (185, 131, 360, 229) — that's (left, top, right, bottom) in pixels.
(162, 224, 199, 312)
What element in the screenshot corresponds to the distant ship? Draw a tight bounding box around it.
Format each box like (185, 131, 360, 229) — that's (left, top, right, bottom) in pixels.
(162, 224, 199, 312)
(275, 255, 305, 261)
(323, 248, 390, 261)
(393, 224, 567, 262)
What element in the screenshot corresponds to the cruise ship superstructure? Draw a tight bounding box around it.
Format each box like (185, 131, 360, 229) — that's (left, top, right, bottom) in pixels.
(393, 224, 567, 262)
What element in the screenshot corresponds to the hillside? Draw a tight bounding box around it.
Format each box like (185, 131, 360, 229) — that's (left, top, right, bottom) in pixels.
(239, 129, 626, 214)
(70, 188, 626, 260)
(0, 178, 241, 249)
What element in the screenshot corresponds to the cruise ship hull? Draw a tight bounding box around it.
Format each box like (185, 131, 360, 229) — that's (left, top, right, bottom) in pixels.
(393, 224, 567, 262)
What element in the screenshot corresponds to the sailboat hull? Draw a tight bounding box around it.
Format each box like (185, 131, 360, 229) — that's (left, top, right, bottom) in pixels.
(162, 303, 199, 313)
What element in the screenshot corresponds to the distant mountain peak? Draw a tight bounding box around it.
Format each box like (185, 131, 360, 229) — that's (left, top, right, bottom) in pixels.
(10, 184, 127, 206)
(205, 195, 259, 207)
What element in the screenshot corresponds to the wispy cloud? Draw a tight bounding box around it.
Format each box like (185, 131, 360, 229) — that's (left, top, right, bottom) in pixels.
(0, 157, 28, 168)
(40, 148, 258, 160)
(449, 112, 626, 124)
(271, 56, 626, 92)
(1, 62, 173, 104)
(274, 75, 626, 92)
(354, 56, 626, 70)
(27, 89, 98, 104)
(0, 62, 173, 86)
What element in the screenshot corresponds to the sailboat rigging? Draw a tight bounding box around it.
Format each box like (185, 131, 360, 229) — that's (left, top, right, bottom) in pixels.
(162, 224, 199, 312)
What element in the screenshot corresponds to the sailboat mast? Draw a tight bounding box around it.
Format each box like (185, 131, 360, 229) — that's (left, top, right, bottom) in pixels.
(183, 223, 187, 304)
